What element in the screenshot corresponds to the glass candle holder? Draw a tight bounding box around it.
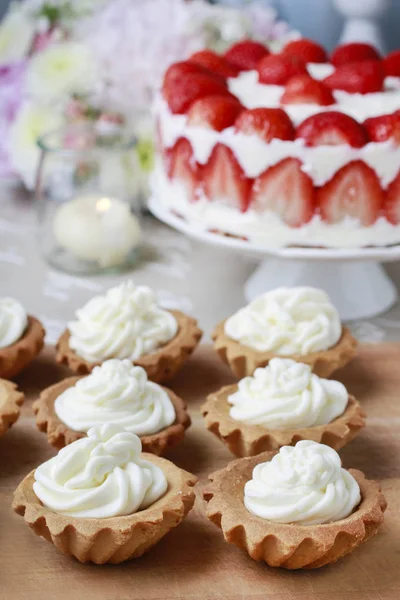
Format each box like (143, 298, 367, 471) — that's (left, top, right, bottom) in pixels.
(36, 123, 142, 275)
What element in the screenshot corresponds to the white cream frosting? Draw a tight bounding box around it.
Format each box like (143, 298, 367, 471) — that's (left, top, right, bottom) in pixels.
(151, 166, 400, 249)
(224, 287, 341, 356)
(0, 297, 28, 349)
(54, 360, 176, 435)
(228, 359, 348, 429)
(156, 96, 400, 188)
(68, 281, 178, 363)
(228, 70, 400, 124)
(244, 440, 361, 525)
(33, 424, 168, 518)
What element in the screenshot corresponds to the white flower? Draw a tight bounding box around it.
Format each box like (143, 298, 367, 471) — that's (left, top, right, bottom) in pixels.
(26, 42, 96, 102)
(9, 101, 63, 189)
(0, 10, 36, 64)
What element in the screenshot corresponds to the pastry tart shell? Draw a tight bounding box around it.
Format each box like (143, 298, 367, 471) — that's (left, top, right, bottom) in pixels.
(0, 379, 24, 437)
(33, 376, 191, 455)
(203, 452, 387, 570)
(0, 316, 45, 380)
(56, 310, 202, 383)
(202, 386, 365, 456)
(13, 456, 197, 564)
(212, 322, 357, 379)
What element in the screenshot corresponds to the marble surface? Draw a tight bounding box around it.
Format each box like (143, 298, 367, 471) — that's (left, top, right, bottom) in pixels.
(2, 183, 400, 344)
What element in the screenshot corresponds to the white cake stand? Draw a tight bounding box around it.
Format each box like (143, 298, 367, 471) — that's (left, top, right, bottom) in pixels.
(149, 198, 400, 321)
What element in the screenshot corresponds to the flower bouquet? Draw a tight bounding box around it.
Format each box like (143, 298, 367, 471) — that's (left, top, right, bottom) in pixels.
(0, 0, 295, 191)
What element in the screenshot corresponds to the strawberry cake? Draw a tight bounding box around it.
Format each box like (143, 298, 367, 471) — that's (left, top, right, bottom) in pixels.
(152, 39, 400, 248)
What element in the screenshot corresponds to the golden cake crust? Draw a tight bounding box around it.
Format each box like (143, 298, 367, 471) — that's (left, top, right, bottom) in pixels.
(203, 452, 387, 570)
(33, 376, 191, 455)
(0, 379, 24, 437)
(202, 385, 365, 456)
(0, 316, 45, 380)
(13, 455, 197, 564)
(212, 321, 357, 379)
(56, 310, 202, 383)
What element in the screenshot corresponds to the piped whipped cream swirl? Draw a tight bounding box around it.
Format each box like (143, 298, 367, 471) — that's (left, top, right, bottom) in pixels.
(33, 424, 168, 518)
(228, 359, 348, 429)
(244, 440, 361, 525)
(224, 287, 342, 356)
(0, 297, 28, 349)
(68, 281, 178, 363)
(55, 360, 176, 435)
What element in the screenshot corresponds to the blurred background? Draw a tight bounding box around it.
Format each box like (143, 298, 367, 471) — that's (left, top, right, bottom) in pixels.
(1, 0, 400, 340)
(3, 0, 400, 51)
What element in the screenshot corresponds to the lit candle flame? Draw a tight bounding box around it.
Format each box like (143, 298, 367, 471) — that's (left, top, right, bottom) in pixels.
(96, 197, 112, 213)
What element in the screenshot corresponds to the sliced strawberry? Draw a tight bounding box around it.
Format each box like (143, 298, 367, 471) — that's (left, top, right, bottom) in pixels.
(384, 50, 400, 77)
(364, 111, 400, 144)
(250, 158, 315, 226)
(324, 60, 384, 94)
(282, 39, 327, 64)
(224, 40, 269, 72)
(318, 161, 383, 225)
(331, 43, 381, 67)
(189, 50, 239, 79)
(281, 75, 335, 105)
(203, 144, 252, 212)
(235, 108, 295, 142)
(167, 138, 200, 203)
(187, 95, 244, 132)
(163, 72, 233, 115)
(385, 173, 400, 224)
(257, 53, 308, 85)
(296, 112, 368, 148)
(162, 61, 226, 91)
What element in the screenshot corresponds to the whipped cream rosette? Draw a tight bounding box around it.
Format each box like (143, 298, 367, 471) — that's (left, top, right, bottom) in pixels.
(68, 281, 178, 363)
(224, 287, 341, 356)
(33, 424, 168, 518)
(0, 297, 28, 349)
(213, 287, 357, 379)
(54, 360, 176, 436)
(57, 280, 202, 383)
(244, 440, 360, 525)
(202, 357, 364, 457)
(228, 358, 348, 430)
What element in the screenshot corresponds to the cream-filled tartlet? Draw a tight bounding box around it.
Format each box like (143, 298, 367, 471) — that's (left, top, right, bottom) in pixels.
(56, 281, 202, 382)
(13, 424, 197, 564)
(204, 440, 387, 569)
(213, 286, 357, 378)
(202, 358, 364, 456)
(0, 297, 45, 379)
(0, 378, 24, 438)
(34, 360, 190, 455)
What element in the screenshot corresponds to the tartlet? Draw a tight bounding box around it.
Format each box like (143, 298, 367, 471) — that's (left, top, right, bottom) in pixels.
(0, 316, 45, 380)
(13, 452, 197, 564)
(213, 320, 357, 379)
(202, 383, 365, 456)
(0, 379, 24, 437)
(57, 310, 202, 383)
(33, 375, 191, 455)
(203, 451, 387, 569)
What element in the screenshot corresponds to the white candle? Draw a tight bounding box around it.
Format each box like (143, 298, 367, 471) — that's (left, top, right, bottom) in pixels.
(53, 195, 141, 268)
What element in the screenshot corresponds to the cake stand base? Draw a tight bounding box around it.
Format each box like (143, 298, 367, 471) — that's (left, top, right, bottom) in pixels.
(244, 259, 398, 321)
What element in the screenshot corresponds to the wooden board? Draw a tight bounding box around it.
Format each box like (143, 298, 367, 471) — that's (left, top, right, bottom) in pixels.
(1, 344, 400, 600)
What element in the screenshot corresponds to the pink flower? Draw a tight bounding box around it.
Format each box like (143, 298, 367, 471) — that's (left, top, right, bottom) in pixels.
(0, 61, 26, 177)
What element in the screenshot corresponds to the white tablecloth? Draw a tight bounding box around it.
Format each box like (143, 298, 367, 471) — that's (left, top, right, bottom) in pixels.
(2, 183, 400, 344)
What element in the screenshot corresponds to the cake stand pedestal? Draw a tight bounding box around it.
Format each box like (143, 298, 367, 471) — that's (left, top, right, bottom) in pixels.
(149, 198, 400, 321)
(244, 258, 397, 320)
